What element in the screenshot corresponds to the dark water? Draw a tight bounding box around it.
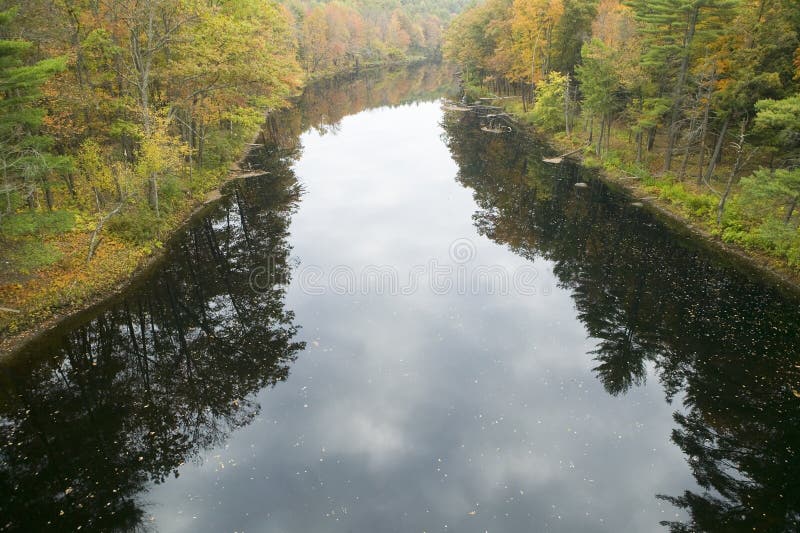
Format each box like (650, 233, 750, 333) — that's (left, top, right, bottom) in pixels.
(2, 64, 799, 532)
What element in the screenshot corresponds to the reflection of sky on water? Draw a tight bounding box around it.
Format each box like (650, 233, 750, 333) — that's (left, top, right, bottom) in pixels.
(147, 102, 694, 532)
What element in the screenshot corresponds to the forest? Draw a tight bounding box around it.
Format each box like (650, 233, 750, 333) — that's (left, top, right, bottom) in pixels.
(0, 0, 467, 336)
(444, 0, 800, 271)
(3, 0, 800, 334)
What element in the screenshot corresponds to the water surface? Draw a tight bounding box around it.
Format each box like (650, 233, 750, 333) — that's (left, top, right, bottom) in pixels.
(2, 65, 799, 532)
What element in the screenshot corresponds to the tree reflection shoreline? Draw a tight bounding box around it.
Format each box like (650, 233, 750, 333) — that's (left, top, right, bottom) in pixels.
(441, 108, 800, 533)
(1, 64, 796, 533)
(0, 64, 457, 533)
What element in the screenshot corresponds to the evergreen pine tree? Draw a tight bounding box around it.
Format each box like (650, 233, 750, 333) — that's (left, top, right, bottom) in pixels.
(0, 7, 67, 215)
(626, 0, 738, 171)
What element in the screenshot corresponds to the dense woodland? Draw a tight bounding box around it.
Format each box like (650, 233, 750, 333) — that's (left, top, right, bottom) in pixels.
(444, 0, 800, 268)
(3, 0, 800, 333)
(0, 0, 466, 334)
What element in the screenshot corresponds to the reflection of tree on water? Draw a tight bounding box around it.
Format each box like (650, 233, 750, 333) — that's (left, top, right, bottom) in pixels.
(264, 62, 458, 148)
(580, 278, 654, 396)
(0, 144, 304, 532)
(0, 63, 463, 533)
(442, 110, 800, 532)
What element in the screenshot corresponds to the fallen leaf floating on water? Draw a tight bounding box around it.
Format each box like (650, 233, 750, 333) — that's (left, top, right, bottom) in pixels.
(792, 389, 800, 399)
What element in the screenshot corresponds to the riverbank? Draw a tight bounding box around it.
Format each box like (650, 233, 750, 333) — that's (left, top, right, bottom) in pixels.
(0, 143, 263, 355)
(468, 94, 800, 294)
(0, 60, 435, 356)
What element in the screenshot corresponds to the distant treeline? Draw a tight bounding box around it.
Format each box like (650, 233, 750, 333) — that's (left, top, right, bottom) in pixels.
(444, 0, 800, 268)
(287, 0, 471, 74)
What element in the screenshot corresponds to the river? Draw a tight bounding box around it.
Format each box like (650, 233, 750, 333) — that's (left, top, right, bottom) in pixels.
(1, 64, 799, 533)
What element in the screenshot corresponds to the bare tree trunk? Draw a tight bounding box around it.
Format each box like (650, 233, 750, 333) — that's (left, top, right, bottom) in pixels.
(44, 184, 54, 211)
(62, 174, 76, 198)
(564, 79, 571, 135)
(130, 4, 154, 134)
(647, 127, 657, 151)
(717, 118, 747, 223)
(198, 123, 205, 167)
(87, 203, 124, 262)
(148, 175, 159, 217)
(704, 114, 731, 184)
(636, 131, 643, 164)
(664, 7, 699, 171)
(696, 69, 715, 184)
(785, 196, 798, 224)
(596, 116, 605, 156)
(679, 109, 698, 181)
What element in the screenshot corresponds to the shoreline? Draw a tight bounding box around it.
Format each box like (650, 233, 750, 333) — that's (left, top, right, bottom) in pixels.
(452, 87, 800, 296)
(601, 169, 800, 295)
(538, 128, 800, 297)
(6, 67, 799, 356)
(0, 151, 258, 357)
(0, 59, 440, 358)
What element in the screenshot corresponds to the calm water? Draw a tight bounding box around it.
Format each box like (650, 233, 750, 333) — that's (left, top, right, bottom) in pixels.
(2, 65, 800, 532)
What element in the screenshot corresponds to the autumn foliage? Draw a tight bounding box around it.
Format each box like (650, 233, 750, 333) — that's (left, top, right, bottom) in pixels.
(0, 0, 466, 339)
(445, 0, 800, 271)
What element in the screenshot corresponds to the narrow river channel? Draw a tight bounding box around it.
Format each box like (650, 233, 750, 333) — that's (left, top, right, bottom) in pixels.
(2, 64, 799, 533)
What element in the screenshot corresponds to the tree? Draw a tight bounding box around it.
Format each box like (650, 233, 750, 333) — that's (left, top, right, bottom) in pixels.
(551, 0, 599, 74)
(115, 0, 195, 134)
(626, 0, 738, 171)
(443, 0, 513, 83)
(134, 115, 183, 218)
(509, 0, 564, 88)
(386, 9, 413, 54)
(696, 0, 795, 185)
(576, 38, 623, 155)
(0, 7, 67, 217)
(302, 7, 330, 73)
(740, 168, 800, 224)
(532, 71, 569, 131)
(752, 94, 800, 168)
(167, 1, 301, 168)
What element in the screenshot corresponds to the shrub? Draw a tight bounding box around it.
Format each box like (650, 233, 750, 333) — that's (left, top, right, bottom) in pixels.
(755, 218, 800, 264)
(107, 207, 161, 244)
(658, 181, 717, 220)
(158, 175, 183, 212)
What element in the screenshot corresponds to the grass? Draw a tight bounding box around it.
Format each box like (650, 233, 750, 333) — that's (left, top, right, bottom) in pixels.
(2, 241, 63, 275)
(0, 210, 75, 237)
